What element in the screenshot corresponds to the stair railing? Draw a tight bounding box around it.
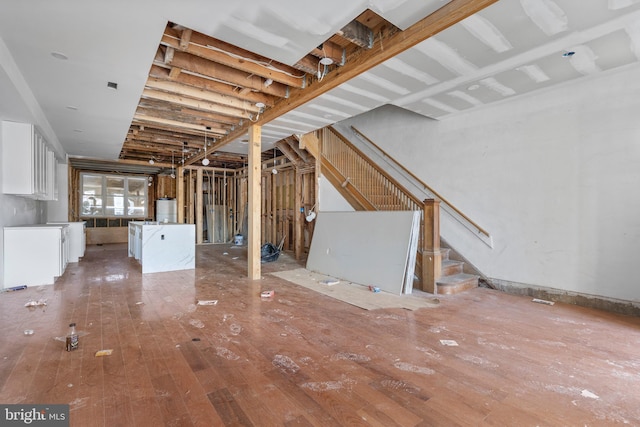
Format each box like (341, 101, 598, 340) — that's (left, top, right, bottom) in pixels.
(350, 126, 492, 248)
(320, 126, 447, 292)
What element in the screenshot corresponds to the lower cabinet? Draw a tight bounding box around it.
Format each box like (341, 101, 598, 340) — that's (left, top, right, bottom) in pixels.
(3, 224, 69, 287)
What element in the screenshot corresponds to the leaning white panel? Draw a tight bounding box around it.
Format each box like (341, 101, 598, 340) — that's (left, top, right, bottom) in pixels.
(306, 211, 420, 295)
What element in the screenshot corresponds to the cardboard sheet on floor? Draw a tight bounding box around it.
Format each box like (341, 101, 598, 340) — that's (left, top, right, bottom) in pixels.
(306, 211, 421, 295)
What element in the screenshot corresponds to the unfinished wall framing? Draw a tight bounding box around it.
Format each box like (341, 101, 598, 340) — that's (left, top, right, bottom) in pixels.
(178, 154, 317, 258)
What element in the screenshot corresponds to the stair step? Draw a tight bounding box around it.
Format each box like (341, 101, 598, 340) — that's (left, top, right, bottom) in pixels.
(441, 259, 464, 276)
(436, 273, 479, 295)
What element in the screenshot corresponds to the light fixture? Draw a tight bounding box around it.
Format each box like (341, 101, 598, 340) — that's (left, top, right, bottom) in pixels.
(263, 78, 273, 87)
(255, 102, 266, 109)
(202, 127, 210, 166)
(170, 151, 176, 179)
(319, 57, 333, 66)
(148, 158, 154, 165)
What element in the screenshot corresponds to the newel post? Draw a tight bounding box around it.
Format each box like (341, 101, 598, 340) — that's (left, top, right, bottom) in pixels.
(422, 199, 441, 294)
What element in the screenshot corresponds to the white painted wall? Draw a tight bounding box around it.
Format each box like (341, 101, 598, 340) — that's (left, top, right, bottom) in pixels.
(325, 64, 640, 303)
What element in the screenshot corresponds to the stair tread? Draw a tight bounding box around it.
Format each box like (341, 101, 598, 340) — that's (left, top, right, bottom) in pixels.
(436, 273, 478, 285)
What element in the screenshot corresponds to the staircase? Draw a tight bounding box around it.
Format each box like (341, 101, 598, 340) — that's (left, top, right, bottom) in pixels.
(437, 248, 479, 295)
(315, 127, 480, 295)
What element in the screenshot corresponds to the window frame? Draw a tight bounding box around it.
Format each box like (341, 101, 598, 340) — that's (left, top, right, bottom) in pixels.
(80, 172, 149, 219)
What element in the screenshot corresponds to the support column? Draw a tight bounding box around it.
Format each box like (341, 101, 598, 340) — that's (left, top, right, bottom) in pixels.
(422, 199, 441, 294)
(177, 166, 184, 223)
(196, 168, 203, 244)
(248, 125, 262, 280)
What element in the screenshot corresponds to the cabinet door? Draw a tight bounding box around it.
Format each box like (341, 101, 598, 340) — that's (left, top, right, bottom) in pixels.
(1, 121, 35, 195)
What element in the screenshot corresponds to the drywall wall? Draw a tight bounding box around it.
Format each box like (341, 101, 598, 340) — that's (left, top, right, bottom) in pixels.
(328, 64, 640, 303)
(306, 211, 420, 294)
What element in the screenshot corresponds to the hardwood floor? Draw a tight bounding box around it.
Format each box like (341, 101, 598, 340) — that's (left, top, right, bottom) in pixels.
(1, 243, 639, 426)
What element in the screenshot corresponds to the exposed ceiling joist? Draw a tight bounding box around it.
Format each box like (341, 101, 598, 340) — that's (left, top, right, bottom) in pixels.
(204, 0, 499, 158)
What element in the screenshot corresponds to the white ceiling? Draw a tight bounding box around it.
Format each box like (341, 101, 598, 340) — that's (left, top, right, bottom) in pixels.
(2, 0, 640, 163)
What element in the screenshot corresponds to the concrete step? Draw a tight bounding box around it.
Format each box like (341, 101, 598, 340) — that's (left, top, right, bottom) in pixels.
(436, 273, 479, 295)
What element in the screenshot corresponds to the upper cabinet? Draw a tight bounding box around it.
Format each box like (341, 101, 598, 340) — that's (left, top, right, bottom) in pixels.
(1, 120, 58, 200)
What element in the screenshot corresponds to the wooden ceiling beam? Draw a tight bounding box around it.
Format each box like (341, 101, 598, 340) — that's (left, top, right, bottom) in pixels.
(146, 77, 261, 113)
(204, 0, 499, 158)
(157, 48, 289, 98)
(133, 114, 228, 135)
(136, 102, 239, 126)
(283, 136, 309, 163)
(275, 140, 302, 167)
(150, 65, 276, 107)
(163, 26, 306, 88)
(141, 88, 253, 120)
(309, 41, 345, 66)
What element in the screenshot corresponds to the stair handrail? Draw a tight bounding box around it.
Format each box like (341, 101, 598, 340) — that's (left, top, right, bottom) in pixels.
(350, 125, 490, 240)
(323, 127, 423, 210)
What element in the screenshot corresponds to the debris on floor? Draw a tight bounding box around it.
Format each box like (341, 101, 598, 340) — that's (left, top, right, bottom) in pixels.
(2, 285, 27, 292)
(23, 329, 34, 336)
(197, 300, 218, 306)
(189, 319, 205, 329)
(368, 285, 381, 293)
(24, 299, 47, 308)
(581, 389, 599, 399)
(261, 290, 275, 298)
(95, 349, 113, 357)
(532, 298, 555, 305)
(440, 339, 459, 346)
(320, 278, 339, 286)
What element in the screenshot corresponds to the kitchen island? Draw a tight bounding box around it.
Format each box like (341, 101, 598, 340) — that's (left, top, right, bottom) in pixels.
(128, 221, 195, 273)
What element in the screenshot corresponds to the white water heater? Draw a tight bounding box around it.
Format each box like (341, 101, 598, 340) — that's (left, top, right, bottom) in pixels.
(156, 198, 177, 223)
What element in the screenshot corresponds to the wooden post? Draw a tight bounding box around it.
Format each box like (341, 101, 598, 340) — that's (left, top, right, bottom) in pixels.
(294, 171, 303, 259)
(196, 168, 203, 244)
(177, 166, 184, 223)
(422, 199, 441, 294)
(248, 125, 261, 280)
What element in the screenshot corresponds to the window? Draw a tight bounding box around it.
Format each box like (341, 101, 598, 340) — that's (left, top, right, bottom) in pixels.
(81, 173, 148, 218)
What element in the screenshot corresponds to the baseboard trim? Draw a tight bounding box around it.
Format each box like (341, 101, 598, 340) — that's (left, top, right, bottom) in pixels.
(489, 278, 640, 317)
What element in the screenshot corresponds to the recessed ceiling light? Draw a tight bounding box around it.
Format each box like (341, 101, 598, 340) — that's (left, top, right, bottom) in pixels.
(319, 57, 333, 66)
(51, 52, 68, 60)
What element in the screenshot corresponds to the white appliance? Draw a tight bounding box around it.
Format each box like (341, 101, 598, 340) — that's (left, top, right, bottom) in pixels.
(156, 198, 177, 223)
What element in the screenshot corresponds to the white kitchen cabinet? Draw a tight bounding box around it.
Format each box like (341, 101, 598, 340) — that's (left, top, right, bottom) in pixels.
(3, 224, 69, 287)
(48, 221, 86, 262)
(1, 120, 58, 200)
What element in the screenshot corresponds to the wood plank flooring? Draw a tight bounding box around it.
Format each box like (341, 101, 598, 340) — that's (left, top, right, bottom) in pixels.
(1, 243, 639, 426)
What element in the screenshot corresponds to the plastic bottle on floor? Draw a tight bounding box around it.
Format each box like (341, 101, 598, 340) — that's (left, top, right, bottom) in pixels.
(66, 323, 79, 351)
